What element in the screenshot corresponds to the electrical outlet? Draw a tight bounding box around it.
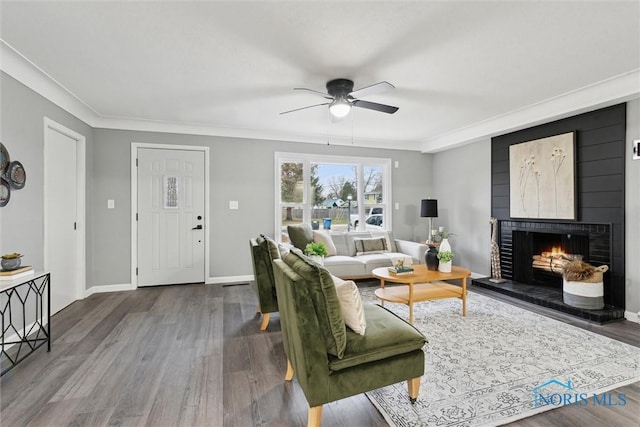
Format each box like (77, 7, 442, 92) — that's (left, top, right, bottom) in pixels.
(633, 139, 640, 160)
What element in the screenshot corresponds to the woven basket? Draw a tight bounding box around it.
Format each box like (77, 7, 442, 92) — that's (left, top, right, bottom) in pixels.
(563, 265, 608, 310)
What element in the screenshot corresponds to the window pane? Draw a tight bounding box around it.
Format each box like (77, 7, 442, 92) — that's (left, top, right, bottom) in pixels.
(280, 162, 303, 203)
(364, 165, 384, 204)
(313, 163, 357, 232)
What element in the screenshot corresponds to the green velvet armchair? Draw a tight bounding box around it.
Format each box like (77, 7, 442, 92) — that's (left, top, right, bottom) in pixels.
(249, 235, 280, 330)
(273, 249, 427, 427)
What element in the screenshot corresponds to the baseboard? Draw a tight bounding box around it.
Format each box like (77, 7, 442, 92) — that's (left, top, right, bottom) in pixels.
(624, 311, 640, 323)
(85, 283, 134, 297)
(470, 272, 486, 280)
(207, 274, 253, 285)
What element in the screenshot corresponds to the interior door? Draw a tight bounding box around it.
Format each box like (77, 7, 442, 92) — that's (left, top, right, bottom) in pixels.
(44, 125, 80, 314)
(137, 148, 205, 286)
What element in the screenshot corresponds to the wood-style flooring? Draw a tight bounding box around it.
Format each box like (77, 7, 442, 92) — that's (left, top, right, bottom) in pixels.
(1, 281, 638, 426)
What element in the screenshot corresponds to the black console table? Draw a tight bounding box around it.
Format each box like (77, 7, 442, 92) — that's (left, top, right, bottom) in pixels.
(0, 271, 50, 375)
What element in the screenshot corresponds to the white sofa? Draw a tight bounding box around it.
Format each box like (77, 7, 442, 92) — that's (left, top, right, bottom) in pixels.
(321, 230, 428, 279)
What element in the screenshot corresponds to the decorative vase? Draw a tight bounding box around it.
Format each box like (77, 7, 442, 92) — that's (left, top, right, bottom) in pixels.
(425, 246, 439, 271)
(439, 238, 451, 253)
(1, 257, 21, 271)
(438, 260, 452, 273)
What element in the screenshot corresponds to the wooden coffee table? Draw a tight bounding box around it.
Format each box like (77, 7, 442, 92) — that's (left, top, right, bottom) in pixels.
(372, 264, 471, 323)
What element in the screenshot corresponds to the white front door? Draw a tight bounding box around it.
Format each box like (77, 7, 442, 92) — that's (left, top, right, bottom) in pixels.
(137, 148, 205, 286)
(44, 120, 85, 314)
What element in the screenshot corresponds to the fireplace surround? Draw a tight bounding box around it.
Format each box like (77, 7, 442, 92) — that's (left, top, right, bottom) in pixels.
(474, 103, 626, 323)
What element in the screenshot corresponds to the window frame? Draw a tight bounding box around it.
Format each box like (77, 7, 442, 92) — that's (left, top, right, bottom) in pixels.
(274, 152, 392, 241)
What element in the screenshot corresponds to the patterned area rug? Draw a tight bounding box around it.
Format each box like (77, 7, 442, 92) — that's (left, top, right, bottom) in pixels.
(360, 287, 640, 427)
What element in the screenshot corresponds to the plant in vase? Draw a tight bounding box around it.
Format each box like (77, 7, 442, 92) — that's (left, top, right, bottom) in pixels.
(304, 242, 328, 266)
(437, 250, 454, 273)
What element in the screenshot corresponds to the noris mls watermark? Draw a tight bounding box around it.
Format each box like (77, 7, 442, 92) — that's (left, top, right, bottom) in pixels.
(533, 379, 627, 408)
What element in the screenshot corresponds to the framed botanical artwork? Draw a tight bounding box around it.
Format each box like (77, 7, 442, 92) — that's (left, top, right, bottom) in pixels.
(509, 132, 576, 220)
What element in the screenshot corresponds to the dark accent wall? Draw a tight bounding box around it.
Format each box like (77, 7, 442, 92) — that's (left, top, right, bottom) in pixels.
(491, 103, 626, 308)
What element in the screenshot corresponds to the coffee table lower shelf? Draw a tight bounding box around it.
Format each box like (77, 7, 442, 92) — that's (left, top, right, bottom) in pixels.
(374, 282, 465, 322)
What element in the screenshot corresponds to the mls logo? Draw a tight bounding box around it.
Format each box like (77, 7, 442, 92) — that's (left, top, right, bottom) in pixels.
(533, 378, 627, 408)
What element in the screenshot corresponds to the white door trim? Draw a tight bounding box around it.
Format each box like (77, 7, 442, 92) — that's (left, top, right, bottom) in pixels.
(43, 117, 86, 302)
(131, 142, 210, 288)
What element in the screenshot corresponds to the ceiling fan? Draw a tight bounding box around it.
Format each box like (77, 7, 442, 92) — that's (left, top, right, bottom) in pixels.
(281, 78, 399, 118)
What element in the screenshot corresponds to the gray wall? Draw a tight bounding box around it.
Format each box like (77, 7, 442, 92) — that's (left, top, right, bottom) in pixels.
(91, 129, 433, 285)
(432, 140, 492, 276)
(625, 98, 640, 315)
(0, 72, 94, 284)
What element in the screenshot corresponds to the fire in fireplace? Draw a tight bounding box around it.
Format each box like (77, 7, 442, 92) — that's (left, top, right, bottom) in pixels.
(512, 230, 589, 287)
(532, 247, 583, 274)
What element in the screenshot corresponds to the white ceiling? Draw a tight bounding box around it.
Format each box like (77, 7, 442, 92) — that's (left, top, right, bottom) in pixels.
(1, 1, 639, 152)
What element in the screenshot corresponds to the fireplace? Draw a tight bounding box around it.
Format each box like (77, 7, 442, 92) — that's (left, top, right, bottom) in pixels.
(473, 219, 624, 323)
(480, 104, 626, 322)
(512, 230, 589, 287)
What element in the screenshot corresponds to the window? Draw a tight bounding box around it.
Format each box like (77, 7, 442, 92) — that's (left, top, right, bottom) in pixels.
(275, 152, 391, 241)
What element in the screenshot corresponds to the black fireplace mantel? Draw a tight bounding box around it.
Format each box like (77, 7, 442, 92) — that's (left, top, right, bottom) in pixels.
(482, 103, 626, 319)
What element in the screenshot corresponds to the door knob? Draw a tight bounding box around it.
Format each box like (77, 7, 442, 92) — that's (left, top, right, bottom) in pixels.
(192, 225, 203, 230)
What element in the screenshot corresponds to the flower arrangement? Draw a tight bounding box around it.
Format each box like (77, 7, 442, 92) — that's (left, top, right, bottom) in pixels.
(304, 242, 328, 257)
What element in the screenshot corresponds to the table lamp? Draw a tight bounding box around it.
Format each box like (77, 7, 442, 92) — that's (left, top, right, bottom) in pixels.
(420, 199, 438, 244)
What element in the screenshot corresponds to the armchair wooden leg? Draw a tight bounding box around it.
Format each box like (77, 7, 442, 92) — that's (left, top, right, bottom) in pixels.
(259, 313, 270, 331)
(408, 377, 420, 404)
(307, 405, 323, 427)
(284, 359, 294, 381)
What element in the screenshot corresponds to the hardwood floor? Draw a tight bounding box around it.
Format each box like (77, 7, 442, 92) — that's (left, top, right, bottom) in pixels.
(1, 281, 638, 426)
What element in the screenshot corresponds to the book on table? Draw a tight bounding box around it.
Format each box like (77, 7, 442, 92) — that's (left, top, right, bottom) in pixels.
(0, 266, 35, 281)
(388, 265, 414, 276)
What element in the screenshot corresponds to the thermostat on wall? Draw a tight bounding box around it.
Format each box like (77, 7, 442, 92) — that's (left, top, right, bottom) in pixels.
(634, 140, 640, 160)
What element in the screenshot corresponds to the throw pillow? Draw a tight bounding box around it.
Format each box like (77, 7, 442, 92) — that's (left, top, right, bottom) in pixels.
(313, 230, 337, 256)
(353, 237, 388, 255)
(287, 224, 314, 251)
(282, 249, 347, 358)
(331, 275, 366, 335)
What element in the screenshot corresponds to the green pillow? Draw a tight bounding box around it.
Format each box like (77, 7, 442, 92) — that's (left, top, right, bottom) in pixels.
(283, 249, 347, 358)
(287, 224, 314, 251)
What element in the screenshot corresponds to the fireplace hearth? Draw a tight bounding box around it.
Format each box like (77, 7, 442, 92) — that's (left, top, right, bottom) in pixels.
(472, 220, 624, 323)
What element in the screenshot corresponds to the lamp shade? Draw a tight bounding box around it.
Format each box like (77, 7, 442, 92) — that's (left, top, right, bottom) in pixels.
(420, 199, 438, 218)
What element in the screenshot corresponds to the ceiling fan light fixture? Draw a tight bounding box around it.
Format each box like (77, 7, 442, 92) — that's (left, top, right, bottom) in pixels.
(329, 96, 351, 118)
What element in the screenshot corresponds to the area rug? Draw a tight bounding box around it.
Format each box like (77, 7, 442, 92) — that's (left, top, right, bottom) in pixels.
(359, 287, 640, 427)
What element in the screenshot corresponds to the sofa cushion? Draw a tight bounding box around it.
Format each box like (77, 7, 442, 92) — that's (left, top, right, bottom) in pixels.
(353, 237, 388, 255)
(370, 230, 398, 253)
(287, 224, 314, 251)
(344, 232, 374, 256)
(313, 230, 337, 256)
(283, 249, 347, 358)
(323, 256, 367, 278)
(328, 304, 427, 372)
(332, 276, 366, 335)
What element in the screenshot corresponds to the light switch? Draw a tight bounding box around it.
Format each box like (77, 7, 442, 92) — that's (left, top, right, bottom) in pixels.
(395, 202, 400, 210)
(107, 199, 115, 209)
(229, 200, 239, 210)
(394, 160, 399, 168)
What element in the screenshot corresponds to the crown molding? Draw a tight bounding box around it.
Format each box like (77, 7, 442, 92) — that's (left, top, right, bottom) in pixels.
(420, 69, 640, 153)
(0, 40, 99, 126)
(93, 115, 422, 151)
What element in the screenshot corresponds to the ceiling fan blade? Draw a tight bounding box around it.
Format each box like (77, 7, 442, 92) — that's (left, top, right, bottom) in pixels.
(352, 99, 399, 114)
(280, 102, 330, 115)
(349, 81, 394, 99)
(293, 88, 334, 100)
